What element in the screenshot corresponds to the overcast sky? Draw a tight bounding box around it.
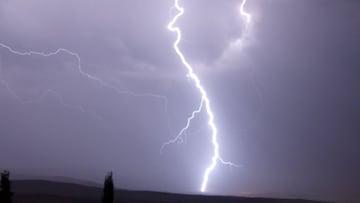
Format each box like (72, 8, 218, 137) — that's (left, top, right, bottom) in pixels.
(0, 0, 359, 201)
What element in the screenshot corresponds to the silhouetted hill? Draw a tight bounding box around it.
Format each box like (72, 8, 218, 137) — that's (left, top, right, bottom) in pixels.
(11, 172, 101, 187)
(12, 180, 101, 199)
(12, 180, 327, 203)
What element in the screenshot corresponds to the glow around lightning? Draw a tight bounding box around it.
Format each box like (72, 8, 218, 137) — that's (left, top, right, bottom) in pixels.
(167, 0, 242, 192)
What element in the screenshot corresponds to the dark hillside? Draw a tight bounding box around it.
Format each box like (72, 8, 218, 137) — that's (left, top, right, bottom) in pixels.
(11, 180, 327, 203)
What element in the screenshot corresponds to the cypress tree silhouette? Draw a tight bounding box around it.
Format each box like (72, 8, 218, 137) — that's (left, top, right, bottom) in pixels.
(102, 172, 114, 203)
(0, 170, 13, 203)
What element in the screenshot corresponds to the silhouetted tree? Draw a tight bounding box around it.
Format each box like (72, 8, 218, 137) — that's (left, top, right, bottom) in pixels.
(0, 170, 13, 203)
(102, 172, 114, 203)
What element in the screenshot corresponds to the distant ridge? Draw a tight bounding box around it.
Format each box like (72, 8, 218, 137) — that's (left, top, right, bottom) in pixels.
(12, 180, 327, 203)
(10, 172, 101, 187)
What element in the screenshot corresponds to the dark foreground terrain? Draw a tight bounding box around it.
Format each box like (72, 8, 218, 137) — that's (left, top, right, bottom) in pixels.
(12, 180, 326, 203)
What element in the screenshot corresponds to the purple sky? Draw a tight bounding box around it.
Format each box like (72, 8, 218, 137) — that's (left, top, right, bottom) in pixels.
(0, 0, 359, 201)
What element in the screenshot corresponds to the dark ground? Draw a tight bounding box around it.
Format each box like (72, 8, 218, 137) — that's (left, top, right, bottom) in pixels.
(11, 180, 328, 203)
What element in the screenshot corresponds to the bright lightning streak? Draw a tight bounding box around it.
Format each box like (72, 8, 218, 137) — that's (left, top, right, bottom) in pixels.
(240, 0, 251, 24)
(167, 0, 239, 193)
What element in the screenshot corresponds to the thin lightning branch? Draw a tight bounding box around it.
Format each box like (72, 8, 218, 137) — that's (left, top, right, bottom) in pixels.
(0, 43, 170, 133)
(0, 61, 104, 120)
(0, 80, 104, 121)
(0, 43, 168, 103)
(215, 0, 252, 66)
(37, 89, 104, 121)
(167, 0, 239, 193)
(45, 89, 104, 121)
(0, 76, 20, 101)
(218, 157, 241, 168)
(160, 99, 203, 154)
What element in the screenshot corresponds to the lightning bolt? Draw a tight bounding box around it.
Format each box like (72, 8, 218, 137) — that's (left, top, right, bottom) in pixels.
(166, 0, 244, 193)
